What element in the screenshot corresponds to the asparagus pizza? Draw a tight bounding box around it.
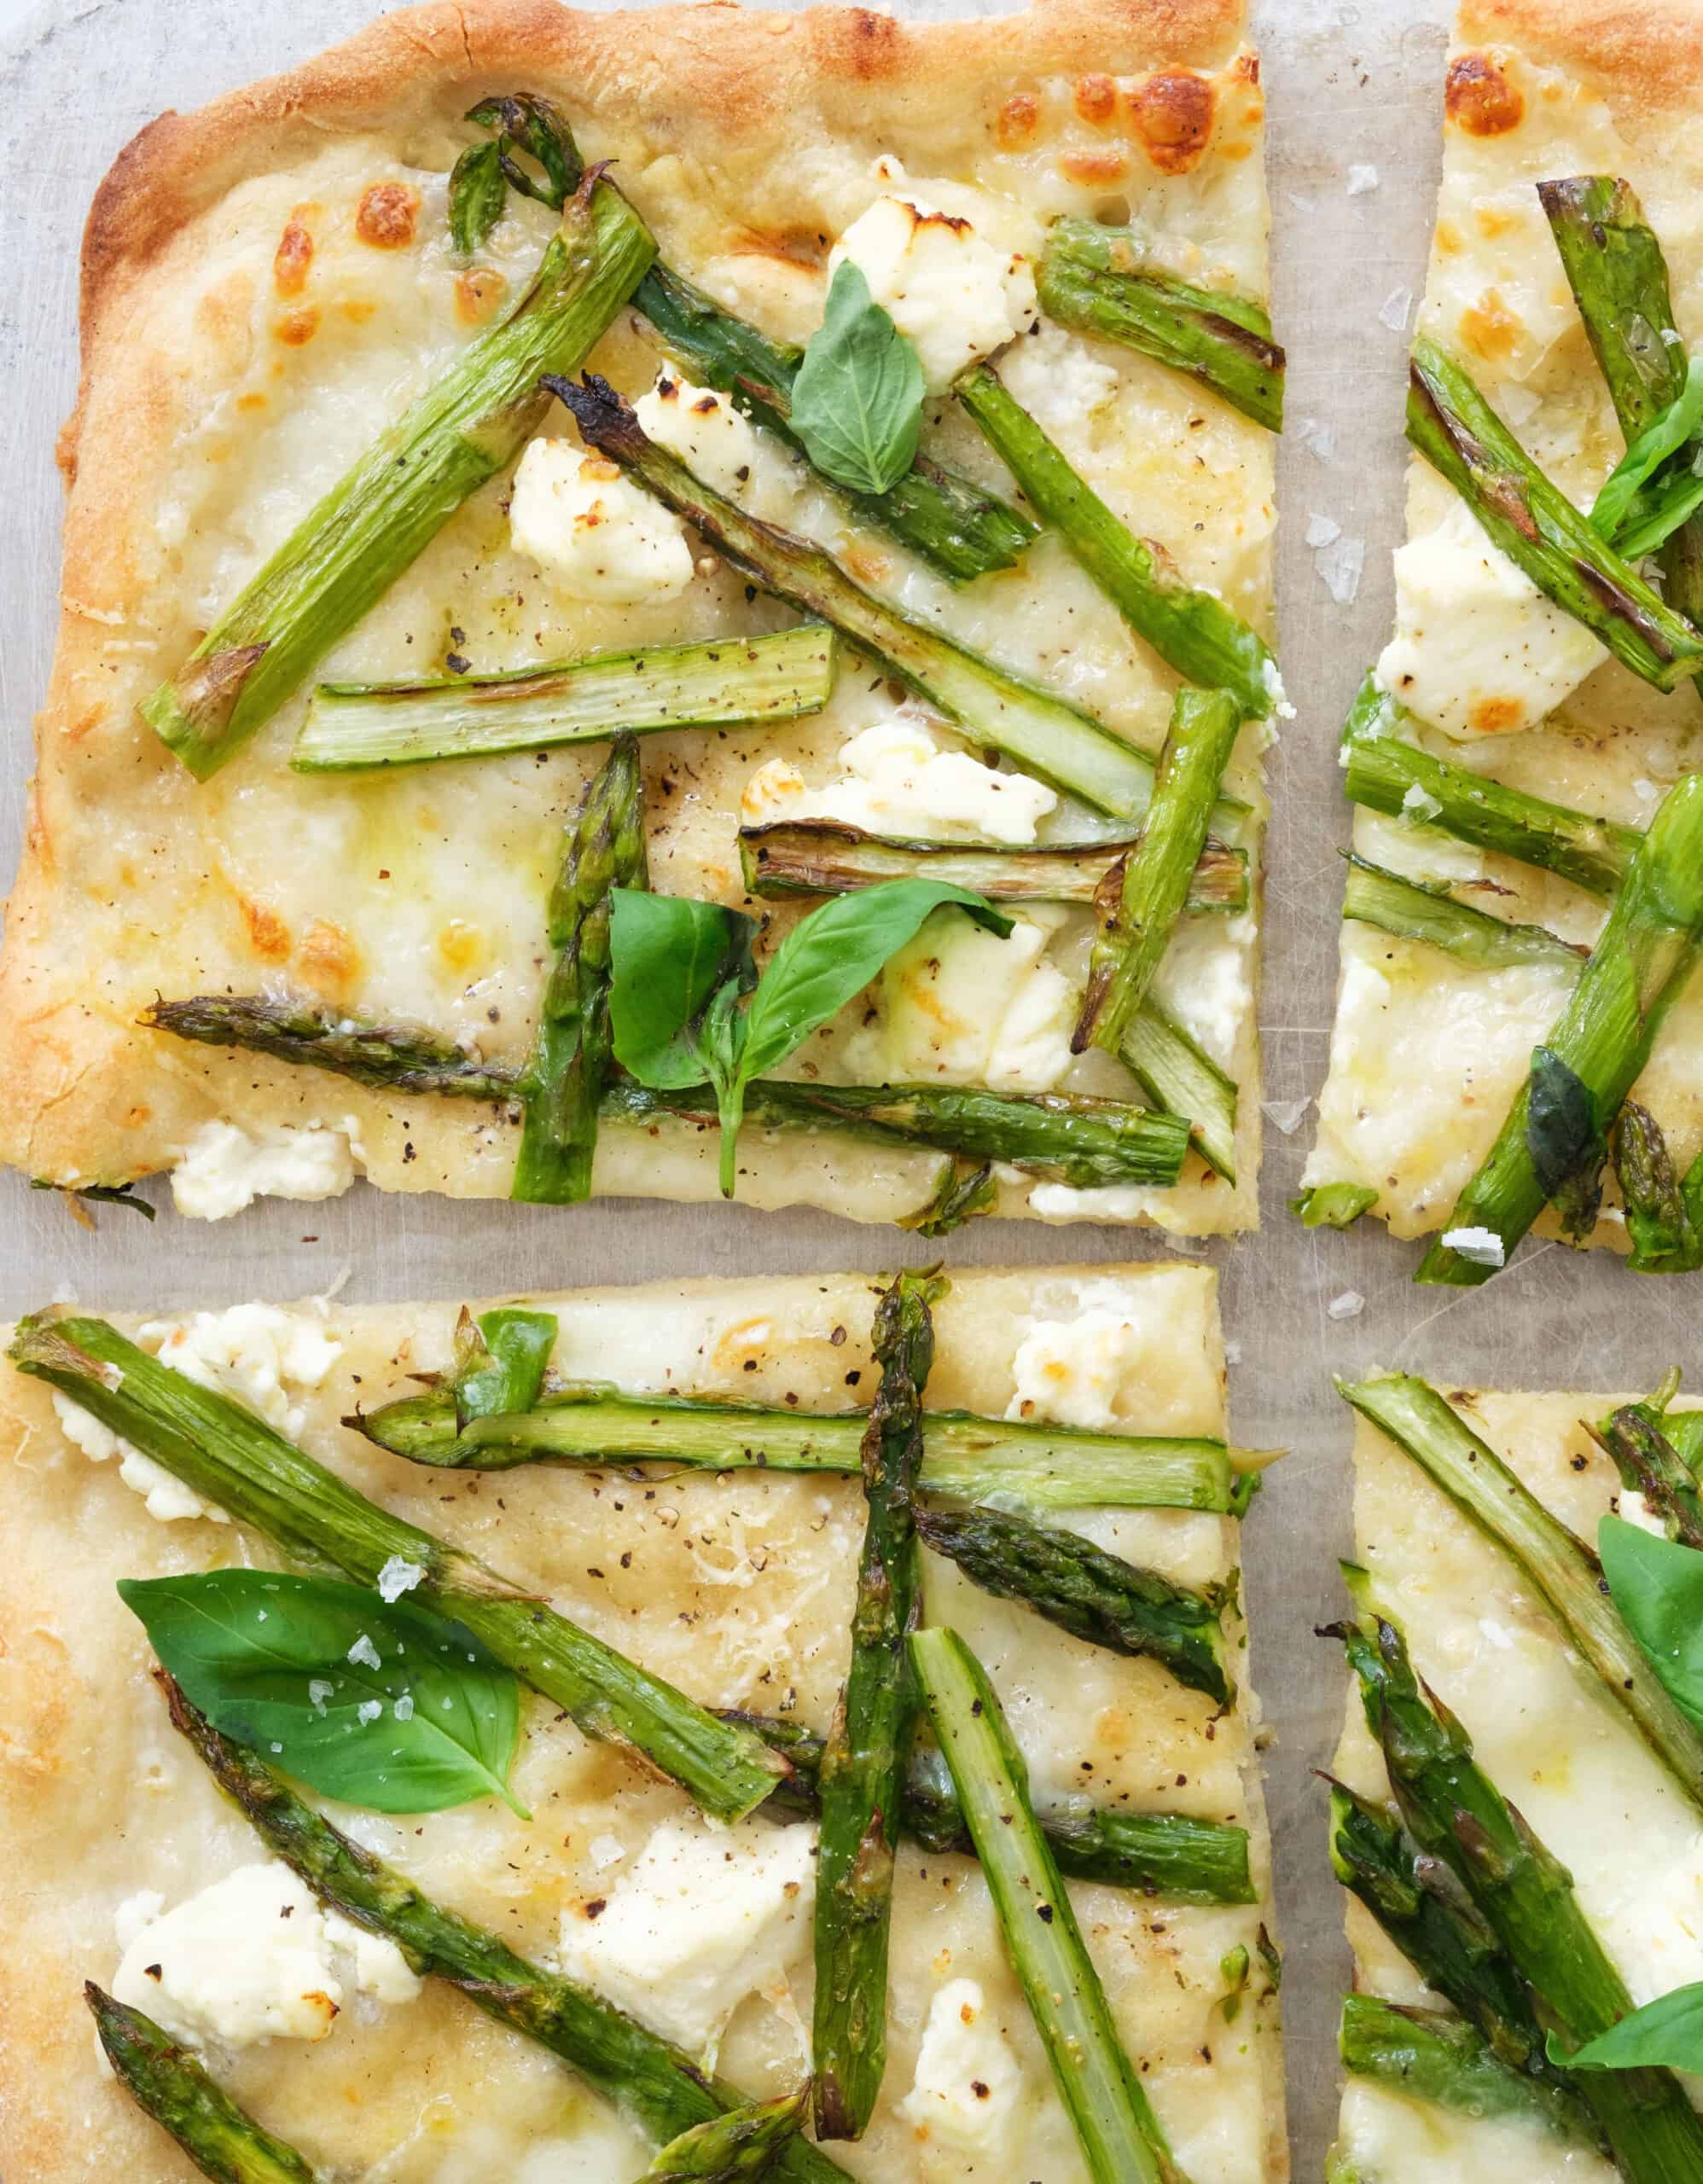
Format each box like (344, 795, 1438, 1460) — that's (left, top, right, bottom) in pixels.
(0, 1262, 1283, 2180)
(1303, 0, 1703, 1282)
(1325, 1371, 1703, 2183)
(0, 0, 1283, 1234)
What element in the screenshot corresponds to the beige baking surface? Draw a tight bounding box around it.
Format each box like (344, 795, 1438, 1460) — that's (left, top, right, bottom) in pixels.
(9, 0, 1703, 2174)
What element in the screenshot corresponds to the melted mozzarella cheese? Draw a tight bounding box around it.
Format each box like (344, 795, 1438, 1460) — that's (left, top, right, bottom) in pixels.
(742, 715, 1058, 845)
(1304, 927, 1576, 1234)
(171, 1118, 360, 1220)
(828, 188, 1038, 392)
(1375, 501, 1607, 740)
(111, 1860, 418, 2050)
(555, 1819, 815, 2059)
(1335, 2079, 1613, 2184)
(897, 1979, 1024, 2152)
(509, 436, 694, 601)
(842, 904, 1076, 1093)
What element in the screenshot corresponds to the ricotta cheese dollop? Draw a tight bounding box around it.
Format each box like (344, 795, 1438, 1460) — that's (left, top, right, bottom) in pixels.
(509, 435, 694, 602)
(828, 191, 1038, 392)
(1007, 1304, 1161, 1430)
(556, 1818, 815, 2059)
(171, 1119, 360, 1222)
(631, 371, 764, 500)
(843, 904, 1077, 1095)
(742, 716, 1057, 846)
(111, 1861, 419, 2051)
(897, 1978, 1024, 2152)
(1375, 498, 1607, 740)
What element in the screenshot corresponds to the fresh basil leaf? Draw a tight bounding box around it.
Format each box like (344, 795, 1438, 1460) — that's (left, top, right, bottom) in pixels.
(456, 1307, 557, 1426)
(1599, 1514, 1703, 1732)
(448, 140, 506, 256)
(739, 880, 1011, 1085)
(610, 890, 756, 1090)
(1557, 1983, 1703, 2073)
(1526, 1044, 1604, 1236)
(1594, 357, 1703, 541)
(1617, 469, 1703, 560)
(119, 1570, 526, 1816)
(791, 260, 926, 497)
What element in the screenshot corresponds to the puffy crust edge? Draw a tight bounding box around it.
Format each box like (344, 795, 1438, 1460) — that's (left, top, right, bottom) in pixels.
(1454, 0, 1703, 113)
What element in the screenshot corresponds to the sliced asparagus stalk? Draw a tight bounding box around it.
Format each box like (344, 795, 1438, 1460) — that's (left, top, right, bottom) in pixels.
(1613, 1103, 1703, 1274)
(735, 822, 1241, 1180)
(86, 1985, 324, 2184)
(812, 1270, 940, 2139)
(636, 262, 1037, 583)
(163, 1682, 849, 2181)
(1338, 1372, 1703, 1810)
(1341, 856, 1586, 973)
(1591, 1404, 1703, 1548)
(643, 2091, 808, 2181)
(914, 1504, 1231, 1703)
(1290, 1183, 1377, 1229)
(732, 1710, 1253, 1903)
(901, 1159, 997, 1237)
(1076, 687, 1243, 1054)
(1539, 176, 1703, 638)
(12, 1315, 785, 1825)
(294, 627, 838, 771)
(1334, 1575, 1703, 2181)
(546, 374, 1185, 822)
(1338, 1995, 1598, 2146)
(1037, 218, 1285, 431)
(142, 990, 1193, 1188)
(353, 1382, 1248, 1511)
(142, 993, 526, 1101)
(141, 174, 654, 778)
(1418, 774, 1703, 1284)
(513, 735, 646, 1204)
(911, 1627, 1182, 2184)
(1340, 676, 1638, 898)
(738, 819, 1249, 914)
(1407, 334, 1703, 690)
(956, 363, 1279, 717)
(1326, 1779, 1561, 2086)
(1116, 1003, 1240, 1184)
(608, 1078, 1193, 1190)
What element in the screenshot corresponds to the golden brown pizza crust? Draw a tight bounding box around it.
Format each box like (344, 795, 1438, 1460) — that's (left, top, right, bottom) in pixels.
(1, 0, 1271, 1223)
(1456, 0, 1703, 113)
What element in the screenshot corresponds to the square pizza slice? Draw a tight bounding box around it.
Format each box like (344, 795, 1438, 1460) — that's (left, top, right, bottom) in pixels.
(0, 1261, 1285, 2181)
(1325, 1368, 1703, 2182)
(0, 0, 1282, 1237)
(1303, 0, 1703, 1286)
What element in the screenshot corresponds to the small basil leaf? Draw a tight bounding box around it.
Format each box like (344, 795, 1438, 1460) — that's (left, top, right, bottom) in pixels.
(1594, 356, 1703, 541)
(1617, 468, 1703, 560)
(791, 260, 926, 496)
(739, 880, 1012, 1085)
(1599, 1514, 1703, 1731)
(449, 140, 507, 256)
(1526, 1045, 1604, 1235)
(610, 890, 756, 1090)
(1559, 1983, 1703, 2073)
(119, 1570, 525, 1815)
(456, 1307, 557, 1426)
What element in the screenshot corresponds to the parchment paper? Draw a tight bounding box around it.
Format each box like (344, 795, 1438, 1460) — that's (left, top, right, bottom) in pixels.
(9, 2, 1695, 2171)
